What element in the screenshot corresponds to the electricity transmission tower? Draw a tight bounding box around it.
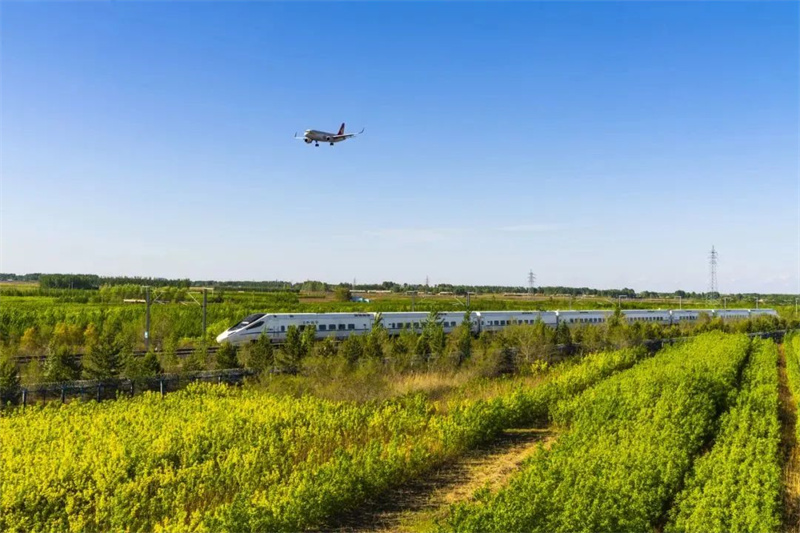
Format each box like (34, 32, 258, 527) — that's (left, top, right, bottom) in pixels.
(709, 246, 718, 298)
(528, 270, 536, 297)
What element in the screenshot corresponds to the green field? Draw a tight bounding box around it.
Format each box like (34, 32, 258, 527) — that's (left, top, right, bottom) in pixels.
(2, 332, 799, 533)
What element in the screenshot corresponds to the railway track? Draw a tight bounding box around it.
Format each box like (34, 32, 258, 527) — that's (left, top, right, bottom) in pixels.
(13, 346, 221, 365)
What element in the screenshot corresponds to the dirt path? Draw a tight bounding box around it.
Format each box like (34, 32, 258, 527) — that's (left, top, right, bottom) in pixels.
(321, 428, 555, 533)
(778, 344, 800, 532)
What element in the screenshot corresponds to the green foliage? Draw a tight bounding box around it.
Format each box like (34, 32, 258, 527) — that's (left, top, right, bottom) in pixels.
(0, 340, 652, 533)
(498, 345, 648, 428)
(442, 332, 751, 533)
(278, 325, 304, 372)
(315, 336, 338, 358)
(215, 342, 239, 370)
(339, 335, 364, 364)
(0, 355, 21, 405)
(665, 338, 782, 533)
(182, 347, 208, 372)
(447, 311, 473, 367)
(44, 346, 81, 382)
(123, 350, 163, 380)
(243, 333, 274, 374)
(300, 324, 317, 354)
(82, 322, 123, 380)
(786, 333, 800, 456)
(333, 286, 352, 302)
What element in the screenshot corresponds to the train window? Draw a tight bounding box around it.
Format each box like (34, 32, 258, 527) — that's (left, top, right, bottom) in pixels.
(245, 320, 264, 330)
(413, 322, 420, 328)
(319, 325, 326, 331)
(281, 325, 285, 332)
(348, 324, 355, 330)
(298, 325, 305, 331)
(339, 324, 346, 330)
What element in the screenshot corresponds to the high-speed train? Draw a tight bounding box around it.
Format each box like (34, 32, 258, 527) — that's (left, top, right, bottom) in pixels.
(216, 308, 779, 346)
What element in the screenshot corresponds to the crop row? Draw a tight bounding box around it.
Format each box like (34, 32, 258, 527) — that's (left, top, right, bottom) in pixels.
(788, 333, 800, 445)
(0, 346, 644, 533)
(664, 337, 781, 532)
(441, 331, 752, 532)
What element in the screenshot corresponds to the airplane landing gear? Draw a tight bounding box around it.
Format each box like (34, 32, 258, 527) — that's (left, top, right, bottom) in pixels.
(315, 142, 319, 147)
(330, 142, 334, 146)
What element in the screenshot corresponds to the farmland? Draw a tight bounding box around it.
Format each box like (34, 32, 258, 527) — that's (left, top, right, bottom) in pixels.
(3, 331, 800, 532)
(0, 345, 648, 532)
(1, 282, 797, 532)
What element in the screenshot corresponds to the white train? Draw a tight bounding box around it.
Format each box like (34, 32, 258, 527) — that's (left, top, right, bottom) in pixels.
(216, 308, 779, 346)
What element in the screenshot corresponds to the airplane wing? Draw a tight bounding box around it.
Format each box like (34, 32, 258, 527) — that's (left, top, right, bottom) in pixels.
(331, 127, 365, 140)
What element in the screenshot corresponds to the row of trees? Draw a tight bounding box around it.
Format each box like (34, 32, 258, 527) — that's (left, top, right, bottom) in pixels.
(37, 274, 193, 290)
(0, 310, 789, 406)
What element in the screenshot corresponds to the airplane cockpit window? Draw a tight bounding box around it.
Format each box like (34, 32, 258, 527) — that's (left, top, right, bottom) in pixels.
(232, 313, 266, 330)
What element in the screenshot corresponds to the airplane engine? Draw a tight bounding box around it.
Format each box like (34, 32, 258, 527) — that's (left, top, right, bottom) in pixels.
(304, 138, 312, 144)
(325, 136, 332, 142)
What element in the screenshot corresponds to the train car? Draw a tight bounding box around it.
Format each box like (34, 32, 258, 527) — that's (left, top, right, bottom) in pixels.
(438, 311, 472, 334)
(750, 308, 779, 318)
(712, 309, 750, 321)
(475, 310, 553, 334)
(669, 309, 713, 325)
(556, 310, 612, 327)
(381, 312, 471, 335)
(621, 309, 672, 325)
(215, 313, 266, 344)
(380, 312, 431, 335)
(217, 308, 780, 346)
(220, 312, 374, 345)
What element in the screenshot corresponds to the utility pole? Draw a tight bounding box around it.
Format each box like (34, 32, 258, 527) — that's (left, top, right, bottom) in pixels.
(411, 291, 416, 311)
(466, 292, 471, 310)
(709, 246, 718, 301)
(144, 286, 151, 352)
(528, 270, 536, 298)
(723, 296, 727, 309)
(202, 288, 208, 342)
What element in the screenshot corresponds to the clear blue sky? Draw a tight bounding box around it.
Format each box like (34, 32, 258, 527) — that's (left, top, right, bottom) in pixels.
(2, 1, 798, 293)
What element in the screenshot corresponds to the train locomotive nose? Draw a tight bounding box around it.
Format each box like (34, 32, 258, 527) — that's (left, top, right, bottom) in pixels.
(216, 331, 229, 343)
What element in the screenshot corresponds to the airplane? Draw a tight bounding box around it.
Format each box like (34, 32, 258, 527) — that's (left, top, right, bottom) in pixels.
(294, 123, 365, 146)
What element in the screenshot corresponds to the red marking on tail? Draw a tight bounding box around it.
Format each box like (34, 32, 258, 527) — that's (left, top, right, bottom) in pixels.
(337, 123, 345, 135)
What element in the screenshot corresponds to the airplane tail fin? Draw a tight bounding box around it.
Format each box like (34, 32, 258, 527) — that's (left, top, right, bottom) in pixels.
(337, 123, 345, 135)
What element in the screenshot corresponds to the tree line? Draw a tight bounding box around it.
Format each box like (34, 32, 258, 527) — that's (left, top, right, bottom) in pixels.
(7, 272, 794, 300)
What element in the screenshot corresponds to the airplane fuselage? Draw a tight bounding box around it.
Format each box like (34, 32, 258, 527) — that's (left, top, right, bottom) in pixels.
(302, 129, 348, 144)
(295, 123, 363, 146)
